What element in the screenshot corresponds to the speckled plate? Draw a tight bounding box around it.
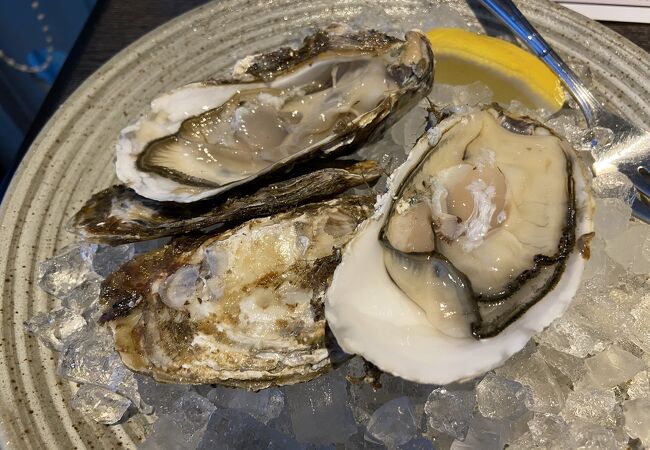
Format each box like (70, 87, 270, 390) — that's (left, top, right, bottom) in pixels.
(0, 0, 648, 448)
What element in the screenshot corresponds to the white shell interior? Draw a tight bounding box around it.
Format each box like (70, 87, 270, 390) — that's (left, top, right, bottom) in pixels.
(325, 111, 594, 384)
(115, 55, 397, 203)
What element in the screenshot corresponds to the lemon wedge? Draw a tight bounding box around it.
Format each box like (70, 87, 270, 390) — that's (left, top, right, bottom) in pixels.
(425, 28, 566, 111)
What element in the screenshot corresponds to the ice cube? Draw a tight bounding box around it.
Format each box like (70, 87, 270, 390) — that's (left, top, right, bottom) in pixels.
(70, 384, 130, 425)
(504, 432, 536, 450)
(58, 328, 140, 405)
(403, 2, 469, 30)
(592, 171, 636, 205)
(561, 388, 620, 428)
(535, 309, 609, 358)
(198, 408, 305, 450)
(547, 110, 581, 143)
(390, 103, 428, 149)
(139, 416, 191, 450)
(495, 349, 566, 414)
(454, 81, 493, 106)
(628, 294, 650, 353)
(535, 344, 586, 387)
(449, 416, 505, 450)
(574, 126, 614, 153)
(527, 413, 570, 446)
(135, 374, 190, 415)
(358, 132, 405, 175)
(428, 82, 493, 110)
(428, 83, 456, 107)
(475, 373, 529, 420)
(593, 198, 632, 240)
(572, 285, 635, 345)
(581, 237, 608, 280)
(348, 5, 401, 32)
(140, 391, 216, 449)
(580, 345, 645, 389)
(60, 278, 101, 316)
(206, 386, 284, 424)
(424, 388, 474, 440)
(504, 409, 535, 446)
(38, 243, 100, 298)
(348, 371, 434, 427)
(169, 391, 217, 436)
(605, 224, 650, 275)
(24, 308, 86, 351)
(622, 398, 650, 444)
(378, 375, 436, 429)
(575, 251, 628, 298)
(569, 420, 620, 450)
(92, 244, 134, 277)
(283, 371, 357, 444)
(626, 370, 650, 400)
(503, 100, 549, 122)
(364, 397, 417, 448)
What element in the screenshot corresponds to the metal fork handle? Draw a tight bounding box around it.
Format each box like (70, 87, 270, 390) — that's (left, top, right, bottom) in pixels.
(477, 0, 602, 127)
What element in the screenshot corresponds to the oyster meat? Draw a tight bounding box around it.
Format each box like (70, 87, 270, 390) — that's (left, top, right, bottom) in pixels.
(325, 107, 594, 384)
(100, 196, 372, 388)
(68, 160, 381, 244)
(116, 26, 434, 202)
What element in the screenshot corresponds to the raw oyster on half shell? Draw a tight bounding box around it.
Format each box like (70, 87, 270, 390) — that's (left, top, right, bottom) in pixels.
(116, 26, 434, 202)
(100, 196, 372, 388)
(68, 160, 381, 244)
(325, 107, 594, 384)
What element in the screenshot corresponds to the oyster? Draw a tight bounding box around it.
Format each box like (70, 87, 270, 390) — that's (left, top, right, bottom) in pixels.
(325, 107, 594, 384)
(68, 160, 381, 244)
(100, 196, 372, 388)
(116, 26, 434, 202)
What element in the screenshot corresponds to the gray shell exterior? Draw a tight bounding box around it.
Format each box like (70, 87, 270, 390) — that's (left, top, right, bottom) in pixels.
(68, 160, 381, 244)
(101, 197, 373, 388)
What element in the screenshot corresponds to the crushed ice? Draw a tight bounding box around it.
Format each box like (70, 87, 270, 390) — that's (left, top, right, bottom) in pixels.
(23, 80, 650, 448)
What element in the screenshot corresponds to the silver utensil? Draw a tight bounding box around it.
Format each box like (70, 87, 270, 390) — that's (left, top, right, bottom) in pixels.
(478, 0, 650, 223)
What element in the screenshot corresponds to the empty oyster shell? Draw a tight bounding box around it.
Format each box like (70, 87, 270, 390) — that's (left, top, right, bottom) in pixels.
(101, 196, 372, 388)
(325, 107, 594, 384)
(68, 160, 381, 244)
(116, 26, 434, 202)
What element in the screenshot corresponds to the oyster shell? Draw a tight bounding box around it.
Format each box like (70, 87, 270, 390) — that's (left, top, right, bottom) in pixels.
(116, 26, 434, 202)
(325, 107, 594, 384)
(68, 160, 381, 244)
(100, 196, 372, 388)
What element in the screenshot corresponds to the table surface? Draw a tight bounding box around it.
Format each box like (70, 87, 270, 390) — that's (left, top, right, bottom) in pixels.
(16, 0, 650, 169)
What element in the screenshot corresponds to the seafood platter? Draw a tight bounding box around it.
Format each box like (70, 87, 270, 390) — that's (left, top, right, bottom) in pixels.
(4, 1, 650, 448)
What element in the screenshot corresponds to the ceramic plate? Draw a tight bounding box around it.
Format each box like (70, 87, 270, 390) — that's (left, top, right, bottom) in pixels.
(1, 0, 648, 447)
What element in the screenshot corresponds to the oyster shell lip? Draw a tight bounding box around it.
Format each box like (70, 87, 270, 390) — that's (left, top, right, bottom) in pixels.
(111, 306, 349, 389)
(114, 27, 434, 203)
(230, 26, 403, 82)
(324, 106, 595, 385)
